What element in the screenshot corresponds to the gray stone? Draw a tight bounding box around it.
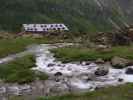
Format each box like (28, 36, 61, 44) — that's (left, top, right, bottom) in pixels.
(81, 61, 91, 65)
(53, 72, 64, 82)
(48, 63, 55, 67)
(125, 67, 133, 74)
(94, 67, 109, 76)
(111, 56, 130, 68)
(54, 72, 63, 76)
(118, 78, 124, 82)
(44, 80, 69, 96)
(49, 83, 69, 96)
(78, 73, 94, 82)
(95, 58, 104, 64)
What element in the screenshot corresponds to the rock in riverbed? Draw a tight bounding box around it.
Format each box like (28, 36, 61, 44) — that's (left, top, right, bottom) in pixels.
(95, 67, 109, 76)
(95, 58, 105, 64)
(125, 67, 133, 74)
(44, 79, 70, 96)
(111, 56, 130, 69)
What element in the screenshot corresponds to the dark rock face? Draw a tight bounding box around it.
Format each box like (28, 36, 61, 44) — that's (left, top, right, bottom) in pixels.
(125, 68, 133, 74)
(95, 67, 109, 76)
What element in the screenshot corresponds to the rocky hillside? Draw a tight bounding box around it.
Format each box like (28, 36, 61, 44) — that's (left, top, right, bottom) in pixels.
(0, 0, 133, 32)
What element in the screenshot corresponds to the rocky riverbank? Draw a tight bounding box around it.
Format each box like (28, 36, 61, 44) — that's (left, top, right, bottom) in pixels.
(0, 43, 133, 99)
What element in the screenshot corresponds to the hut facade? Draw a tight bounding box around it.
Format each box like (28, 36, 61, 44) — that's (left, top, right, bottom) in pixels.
(23, 24, 69, 33)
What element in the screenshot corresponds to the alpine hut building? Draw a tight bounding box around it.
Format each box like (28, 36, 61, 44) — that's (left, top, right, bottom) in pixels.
(22, 24, 69, 33)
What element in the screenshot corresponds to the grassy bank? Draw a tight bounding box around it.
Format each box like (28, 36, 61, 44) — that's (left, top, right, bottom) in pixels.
(52, 46, 133, 63)
(38, 84, 133, 100)
(0, 55, 48, 84)
(0, 37, 47, 58)
(0, 35, 66, 58)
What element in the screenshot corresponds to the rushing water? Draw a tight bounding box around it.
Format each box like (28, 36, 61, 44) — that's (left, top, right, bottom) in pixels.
(0, 43, 133, 92)
(34, 44, 133, 91)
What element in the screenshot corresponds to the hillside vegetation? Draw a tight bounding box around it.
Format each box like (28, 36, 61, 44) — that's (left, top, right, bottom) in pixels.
(0, 0, 132, 32)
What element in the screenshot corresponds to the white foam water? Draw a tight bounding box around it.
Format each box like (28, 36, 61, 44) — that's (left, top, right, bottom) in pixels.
(34, 44, 133, 91)
(0, 43, 132, 91)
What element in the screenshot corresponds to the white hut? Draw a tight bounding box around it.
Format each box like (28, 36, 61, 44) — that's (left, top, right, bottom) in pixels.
(23, 24, 69, 33)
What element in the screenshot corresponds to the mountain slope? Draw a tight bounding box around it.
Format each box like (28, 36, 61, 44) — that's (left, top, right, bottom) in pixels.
(0, 0, 132, 32)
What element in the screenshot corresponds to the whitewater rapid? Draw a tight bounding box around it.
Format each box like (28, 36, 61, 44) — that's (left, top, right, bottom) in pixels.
(33, 44, 133, 91)
(0, 43, 133, 92)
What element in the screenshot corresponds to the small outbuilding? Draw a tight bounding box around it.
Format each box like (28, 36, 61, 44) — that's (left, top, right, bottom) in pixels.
(22, 24, 69, 33)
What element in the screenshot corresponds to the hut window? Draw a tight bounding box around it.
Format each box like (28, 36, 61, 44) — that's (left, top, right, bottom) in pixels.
(30, 28, 33, 31)
(60, 24, 63, 27)
(55, 24, 58, 27)
(43, 28, 46, 31)
(51, 25, 53, 27)
(35, 28, 37, 31)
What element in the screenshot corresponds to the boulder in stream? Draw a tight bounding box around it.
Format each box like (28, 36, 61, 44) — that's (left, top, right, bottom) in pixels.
(54, 72, 64, 82)
(111, 56, 130, 69)
(118, 78, 124, 82)
(78, 73, 95, 82)
(49, 83, 69, 96)
(81, 61, 91, 65)
(95, 58, 105, 64)
(94, 67, 109, 76)
(48, 63, 55, 67)
(54, 72, 63, 77)
(125, 67, 133, 74)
